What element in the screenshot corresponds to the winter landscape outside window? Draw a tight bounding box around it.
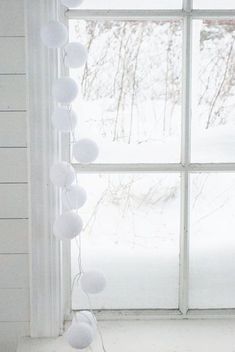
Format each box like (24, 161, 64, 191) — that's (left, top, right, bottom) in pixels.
(66, 1, 235, 315)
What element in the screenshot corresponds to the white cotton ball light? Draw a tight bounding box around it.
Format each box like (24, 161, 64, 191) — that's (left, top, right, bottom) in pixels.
(72, 311, 97, 337)
(62, 185, 87, 210)
(81, 270, 106, 294)
(61, 0, 84, 8)
(52, 107, 77, 132)
(53, 211, 83, 240)
(73, 139, 99, 164)
(50, 162, 75, 188)
(40, 21, 68, 48)
(66, 322, 94, 350)
(53, 77, 78, 104)
(65, 42, 88, 68)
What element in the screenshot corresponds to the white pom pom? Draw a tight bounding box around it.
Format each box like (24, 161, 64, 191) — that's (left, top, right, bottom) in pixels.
(73, 139, 99, 164)
(53, 77, 78, 104)
(65, 42, 88, 68)
(62, 185, 87, 210)
(52, 107, 77, 132)
(61, 0, 84, 8)
(73, 311, 97, 337)
(40, 21, 68, 48)
(53, 211, 83, 240)
(50, 162, 75, 188)
(81, 270, 106, 294)
(66, 322, 93, 349)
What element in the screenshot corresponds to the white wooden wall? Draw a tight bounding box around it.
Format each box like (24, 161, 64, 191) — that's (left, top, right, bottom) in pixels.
(0, 0, 29, 350)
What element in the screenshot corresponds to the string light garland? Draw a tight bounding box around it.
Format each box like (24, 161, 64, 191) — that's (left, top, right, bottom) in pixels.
(64, 42, 88, 68)
(40, 0, 107, 349)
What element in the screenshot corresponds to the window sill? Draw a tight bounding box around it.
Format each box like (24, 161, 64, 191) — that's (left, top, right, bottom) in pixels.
(17, 319, 235, 352)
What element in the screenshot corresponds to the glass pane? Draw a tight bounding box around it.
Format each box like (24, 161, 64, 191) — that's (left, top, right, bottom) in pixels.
(75, 0, 182, 9)
(70, 20, 182, 163)
(191, 20, 235, 162)
(189, 173, 235, 308)
(71, 173, 180, 310)
(194, 0, 235, 9)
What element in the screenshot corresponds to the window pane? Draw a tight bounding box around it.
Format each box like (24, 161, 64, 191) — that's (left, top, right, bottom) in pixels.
(76, 0, 182, 9)
(71, 173, 180, 310)
(194, 0, 235, 9)
(189, 173, 235, 308)
(70, 20, 182, 163)
(191, 20, 235, 162)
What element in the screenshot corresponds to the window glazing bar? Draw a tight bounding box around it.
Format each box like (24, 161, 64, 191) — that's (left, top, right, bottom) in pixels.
(179, 0, 192, 316)
(73, 163, 235, 173)
(73, 163, 185, 173)
(66, 9, 183, 20)
(68, 308, 235, 321)
(66, 9, 235, 20)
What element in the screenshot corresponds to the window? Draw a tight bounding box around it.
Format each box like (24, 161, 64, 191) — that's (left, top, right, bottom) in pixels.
(66, 1, 235, 315)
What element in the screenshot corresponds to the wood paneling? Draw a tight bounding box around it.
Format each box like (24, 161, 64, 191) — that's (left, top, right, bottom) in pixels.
(0, 149, 27, 183)
(0, 255, 29, 288)
(0, 38, 25, 74)
(0, 76, 26, 111)
(0, 184, 28, 219)
(0, 0, 25, 36)
(0, 220, 28, 254)
(0, 112, 27, 147)
(0, 289, 29, 321)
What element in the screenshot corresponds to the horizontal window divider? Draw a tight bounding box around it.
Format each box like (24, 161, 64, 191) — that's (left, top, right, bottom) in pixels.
(72, 163, 235, 173)
(66, 9, 183, 20)
(73, 163, 184, 173)
(68, 308, 235, 321)
(188, 163, 235, 172)
(71, 309, 183, 321)
(67, 9, 235, 20)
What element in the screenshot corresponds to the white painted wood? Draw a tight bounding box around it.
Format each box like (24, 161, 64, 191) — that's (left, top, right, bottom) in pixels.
(0, 254, 29, 288)
(25, 0, 63, 337)
(67, 8, 235, 19)
(74, 163, 185, 173)
(0, 0, 25, 36)
(0, 38, 25, 74)
(17, 320, 235, 352)
(179, 0, 193, 316)
(0, 75, 26, 111)
(74, 162, 235, 173)
(0, 184, 28, 219)
(0, 148, 27, 183)
(0, 219, 28, 254)
(0, 112, 27, 147)
(0, 323, 29, 352)
(0, 289, 29, 321)
(0, 0, 29, 350)
(67, 9, 183, 19)
(71, 308, 235, 321)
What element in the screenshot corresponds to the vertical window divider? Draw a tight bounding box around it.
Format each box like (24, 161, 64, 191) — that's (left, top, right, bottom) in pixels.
(179, 0, 193, 316)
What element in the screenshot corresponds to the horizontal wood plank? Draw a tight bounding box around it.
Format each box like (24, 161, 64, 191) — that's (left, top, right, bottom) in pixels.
(0, 0, 25, 36)
(0, 289, 29, 321)
(0, 322, 29, 352)
(0, 220, 28, 254)
(0, 38, 25, 74)
(0, 184, 28, 218)
(0, 75, 26, 111)
(0, 254, 29, 288)
(0, 148, 27, 183)
(0, 112, 27, 147)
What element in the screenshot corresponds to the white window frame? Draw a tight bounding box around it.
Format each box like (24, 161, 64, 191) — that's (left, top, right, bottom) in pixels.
(67, 0, 235, 320)
(26, 0, 235, 340)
